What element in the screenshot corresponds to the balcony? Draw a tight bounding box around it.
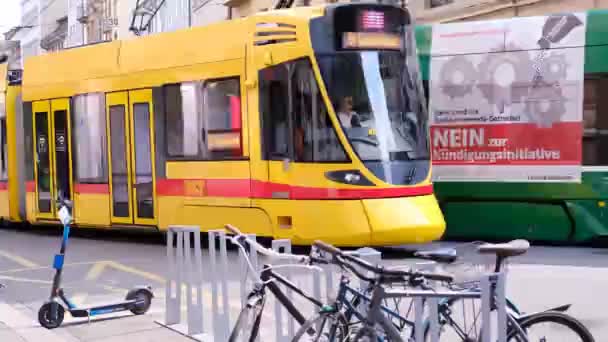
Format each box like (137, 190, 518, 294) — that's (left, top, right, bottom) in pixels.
(40, 16, 68, 52)
(77, 4, 89, 23)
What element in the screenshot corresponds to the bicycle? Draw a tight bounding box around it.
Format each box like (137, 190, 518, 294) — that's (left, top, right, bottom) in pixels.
(415, 240, 595, 342)
(296, 240, 595, 342)
(293, 241, 456, 341)
(224, 224, 349, 342)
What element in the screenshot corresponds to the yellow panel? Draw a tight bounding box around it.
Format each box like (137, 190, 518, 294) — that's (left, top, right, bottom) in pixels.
(24, 59, 247, 101)
(0, 191, 9, 218)
(0, 64, 6, 92)
(166, 161, 250, 179)
(363, 195, 446, 245)
(118, 21, 247, 76)
(74, 193, 111, 226)
(252, 198, 371, 246)
(157, 196, 272, 236)
(6, 85, 22, 222)
(26, 192, 35, 222)
(23, 41, 121, 89)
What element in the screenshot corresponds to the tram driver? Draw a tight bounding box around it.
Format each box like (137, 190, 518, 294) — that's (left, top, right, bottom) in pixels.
(337, 96, 361, 128)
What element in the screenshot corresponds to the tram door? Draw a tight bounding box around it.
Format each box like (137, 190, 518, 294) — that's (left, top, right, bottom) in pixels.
(32, 99, 72, 220)
(106, 90, 157, 226)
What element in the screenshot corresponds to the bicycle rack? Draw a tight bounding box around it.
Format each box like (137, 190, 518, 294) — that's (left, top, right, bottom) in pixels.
(157, 226, 508, 342)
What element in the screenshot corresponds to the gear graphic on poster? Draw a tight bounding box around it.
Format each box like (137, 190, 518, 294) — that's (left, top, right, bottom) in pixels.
(439, 55, 476, 99)
(476, 44, 533, 112)
(524, 81, 567, 127)
(534, 53, 568, 84)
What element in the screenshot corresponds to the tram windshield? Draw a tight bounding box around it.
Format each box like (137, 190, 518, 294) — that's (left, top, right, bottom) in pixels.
(316, 48, 430, 185)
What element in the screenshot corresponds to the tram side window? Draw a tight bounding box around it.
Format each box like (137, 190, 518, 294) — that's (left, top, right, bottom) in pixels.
(72, 93, 108, 183)
(0, 93, 6, 181)
(203, 78, 243, 159)
(582, 77, 608, 165)
(259, 58, 348, 162)
(164, 78, 242, 160)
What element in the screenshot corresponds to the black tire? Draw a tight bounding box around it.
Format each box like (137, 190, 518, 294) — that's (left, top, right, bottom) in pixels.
(38, 302, 65, 329)
(508, 311, 595, 342)
(291, 311, 349, 341)
(126, 290, 152, 315)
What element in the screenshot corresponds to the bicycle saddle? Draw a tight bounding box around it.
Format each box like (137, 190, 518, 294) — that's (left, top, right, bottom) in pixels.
(477, 239, 530, 258)
(414, 248, 458, 264)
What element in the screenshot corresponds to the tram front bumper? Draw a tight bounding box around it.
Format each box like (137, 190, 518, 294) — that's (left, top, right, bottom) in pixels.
(362, 194, 446, 246)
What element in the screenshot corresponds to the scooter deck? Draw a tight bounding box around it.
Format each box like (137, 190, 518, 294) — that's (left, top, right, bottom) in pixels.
(69, 299, 139, 318)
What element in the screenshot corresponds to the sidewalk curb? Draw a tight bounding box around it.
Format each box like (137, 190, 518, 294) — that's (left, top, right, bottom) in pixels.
(0, 302, 78, 342)
(155, 320, 212, 342)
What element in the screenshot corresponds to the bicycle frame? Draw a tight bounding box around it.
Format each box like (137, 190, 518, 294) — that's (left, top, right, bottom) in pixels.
(364, 285, 484, 342)
(258, 265, 325, 326)
(337, 276, 413, 331)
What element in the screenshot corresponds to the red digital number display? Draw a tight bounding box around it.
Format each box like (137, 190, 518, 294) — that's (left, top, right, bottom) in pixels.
(360, 10, 385, 31)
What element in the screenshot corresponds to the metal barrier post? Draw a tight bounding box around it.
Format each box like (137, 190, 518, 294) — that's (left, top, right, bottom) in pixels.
(183, 227, 204, 336)
(496, 272, 507, 342)
(271, 239, 295, 342)
(414, 297, 425, 342)
(209, 230, 230, 341)
(159, 226, 207, 341)
(427, 297, 439, 342)
(164, 228, 181, 326)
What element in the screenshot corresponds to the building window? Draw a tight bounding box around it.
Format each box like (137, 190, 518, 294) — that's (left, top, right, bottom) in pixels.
(0, 93, 6, 181)
(259, 58, 348, 162)
(164, 77, 243, 160)
(72, 93, 108, 183)
(429, 0, 454, 8)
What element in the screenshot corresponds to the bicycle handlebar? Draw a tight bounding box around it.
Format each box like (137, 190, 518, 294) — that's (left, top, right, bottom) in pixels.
(225, 224, 240, 235)
(313, 240, 342, 255)
(314, 240, 454, 283)
(225, 224, 308, 264)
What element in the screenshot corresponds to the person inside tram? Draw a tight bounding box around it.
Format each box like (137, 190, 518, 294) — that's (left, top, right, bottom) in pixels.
(337, 96, 361, 128)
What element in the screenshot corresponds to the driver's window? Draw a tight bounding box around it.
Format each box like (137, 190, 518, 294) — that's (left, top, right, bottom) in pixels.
(260, 58, 348, 163)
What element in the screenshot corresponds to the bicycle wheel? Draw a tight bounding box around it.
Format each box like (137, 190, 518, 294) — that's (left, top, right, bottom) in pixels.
(507, 311, 595, 342)
(228, 295, 266, 342)
(291, 311, 349, 342)
(423, 296, 486, 342)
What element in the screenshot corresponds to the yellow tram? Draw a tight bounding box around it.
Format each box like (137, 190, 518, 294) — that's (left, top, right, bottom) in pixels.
(0, 3, 445, 246)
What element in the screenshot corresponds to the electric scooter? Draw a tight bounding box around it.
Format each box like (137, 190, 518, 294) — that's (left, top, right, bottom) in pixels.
(38, 196, 154, 329)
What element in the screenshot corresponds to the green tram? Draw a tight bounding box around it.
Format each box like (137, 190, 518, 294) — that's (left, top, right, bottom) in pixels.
(417, 9, 608, 244)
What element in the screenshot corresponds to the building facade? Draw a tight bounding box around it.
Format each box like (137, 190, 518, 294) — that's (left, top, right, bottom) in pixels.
(5, 0, 229, 61)
(39, 0, 69, 52)
(16, 0, 43, 59)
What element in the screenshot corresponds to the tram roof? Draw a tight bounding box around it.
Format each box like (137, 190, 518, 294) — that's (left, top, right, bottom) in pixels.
(21, 5, 325, 101)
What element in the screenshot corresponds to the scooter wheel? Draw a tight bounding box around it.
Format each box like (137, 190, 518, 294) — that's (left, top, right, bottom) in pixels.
(38, 302, 65, 329)
(126, 290, 152, 315)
